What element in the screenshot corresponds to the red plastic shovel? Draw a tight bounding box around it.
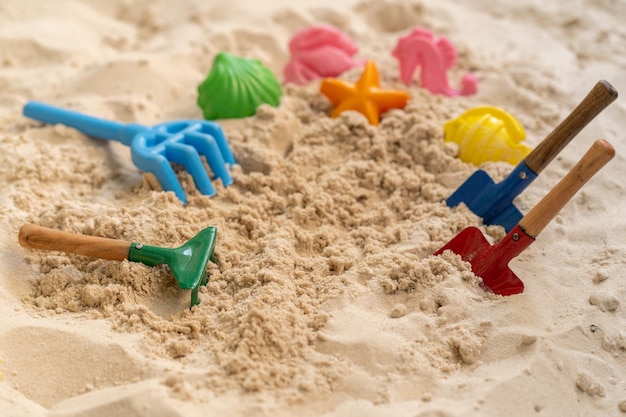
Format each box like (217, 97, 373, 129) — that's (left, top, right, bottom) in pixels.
(435, 139, 615, 296)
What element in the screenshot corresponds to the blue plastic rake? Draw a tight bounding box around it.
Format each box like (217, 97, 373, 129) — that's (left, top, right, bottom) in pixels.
(23, 101, 236, 204)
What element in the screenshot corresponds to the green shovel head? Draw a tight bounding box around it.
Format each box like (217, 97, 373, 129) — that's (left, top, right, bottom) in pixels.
(128, 226, 218, 308)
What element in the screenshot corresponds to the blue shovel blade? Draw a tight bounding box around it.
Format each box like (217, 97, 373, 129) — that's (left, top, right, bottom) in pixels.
(446, 169, 495, 209)
(446, 162, 537, 232)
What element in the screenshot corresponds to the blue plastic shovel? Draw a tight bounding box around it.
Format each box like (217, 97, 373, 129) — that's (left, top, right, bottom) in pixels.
(437, 139, 615, 296)
(446, 80, 617, 232)
(23, 101, 237, 205)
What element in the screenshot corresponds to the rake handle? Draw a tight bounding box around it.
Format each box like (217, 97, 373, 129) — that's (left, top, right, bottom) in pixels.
(23, 101, 147, 147)
(519, 139, 615, 238)
(524, 80, 617, 174)
(19, 224, 131, 261)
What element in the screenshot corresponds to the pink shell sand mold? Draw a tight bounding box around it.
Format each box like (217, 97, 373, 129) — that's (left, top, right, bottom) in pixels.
(283, 24, 365, 86)
(392, 26, 478, 97)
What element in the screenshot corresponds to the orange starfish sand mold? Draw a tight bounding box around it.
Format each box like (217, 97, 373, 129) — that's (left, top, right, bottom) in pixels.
(320, 60, 410, 125)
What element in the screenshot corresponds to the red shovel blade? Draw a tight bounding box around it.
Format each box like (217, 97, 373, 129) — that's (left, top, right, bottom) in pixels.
(434, 225, 535, 296)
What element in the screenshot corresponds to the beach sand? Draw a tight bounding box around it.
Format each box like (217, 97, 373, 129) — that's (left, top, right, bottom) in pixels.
(1, 0, 626, 416)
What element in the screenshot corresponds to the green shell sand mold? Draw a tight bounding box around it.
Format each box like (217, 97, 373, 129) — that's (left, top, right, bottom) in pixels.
(197, 52, 282, 120)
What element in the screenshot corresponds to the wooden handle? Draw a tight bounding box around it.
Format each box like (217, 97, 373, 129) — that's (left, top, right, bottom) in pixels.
(519, 139, 615, 238)
(524, 80, 617, 174)
(19, 224, 131, 261)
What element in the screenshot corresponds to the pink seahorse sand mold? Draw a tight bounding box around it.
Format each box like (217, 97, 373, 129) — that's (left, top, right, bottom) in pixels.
(283, 24, 366, 86)
(392, 26, 478, 97)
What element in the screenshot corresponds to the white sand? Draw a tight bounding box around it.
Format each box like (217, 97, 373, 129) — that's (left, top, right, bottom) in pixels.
(1, 0, 626, 416)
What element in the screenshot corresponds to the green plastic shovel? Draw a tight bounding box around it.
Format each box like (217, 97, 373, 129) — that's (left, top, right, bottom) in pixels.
(19, 223, 217, 308)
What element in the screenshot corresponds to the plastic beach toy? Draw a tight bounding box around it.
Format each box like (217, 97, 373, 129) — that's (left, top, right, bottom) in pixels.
(23, 101, 236, 205)
(197, 52, 282, 120)
(283, 24, 364, 86)
(446, 80, 617, 232)
(392, 26, 477, 97)
(444, 106, 531, 166)
(436, 139, 614, 296)
(319, 60, 410, 125)
(19, 224, 218, 308)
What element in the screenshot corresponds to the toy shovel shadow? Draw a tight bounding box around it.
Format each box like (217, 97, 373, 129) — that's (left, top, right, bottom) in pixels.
(446, 80, 617, 232)
(18, 224, 217, 308)
(436, 139, 614, 295)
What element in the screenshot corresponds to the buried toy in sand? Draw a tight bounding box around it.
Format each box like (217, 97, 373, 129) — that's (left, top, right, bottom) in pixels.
(18, 224, 218, 308)
(283, 24, 364, 85)
(392, 26, 478, 97)
(446, 80, 618, 232)
(444, 106, 531, 166)
(197, 52, 282, 120)
(436, 139, 615, 296)
(320, 60, 410, 125)
(23, 101, 237, 205)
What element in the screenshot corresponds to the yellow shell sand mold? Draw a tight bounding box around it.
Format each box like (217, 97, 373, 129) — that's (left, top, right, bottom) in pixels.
(444, 106, 532, 166)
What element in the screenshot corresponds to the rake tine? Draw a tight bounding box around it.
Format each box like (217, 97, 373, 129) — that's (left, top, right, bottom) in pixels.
(143, 152, 189, 204)
(165, 142, 217, 197)
(185, 131, 233, 187)
(194, 122, 236, 166)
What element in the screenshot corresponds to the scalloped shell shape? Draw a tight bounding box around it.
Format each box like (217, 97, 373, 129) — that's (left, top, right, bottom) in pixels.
(197, 52, 282, 120)
(444, 106, 532, 166)
(283, 24, 363, 85)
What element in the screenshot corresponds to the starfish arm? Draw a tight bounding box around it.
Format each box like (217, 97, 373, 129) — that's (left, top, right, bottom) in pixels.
(361, 100, 381, 125)
(370, 89, 410, 113)
(331, 98, 366, 118)
(320, 79, 357, 105)
(355, 60, 382, 90)
(331, 99, 380, 125)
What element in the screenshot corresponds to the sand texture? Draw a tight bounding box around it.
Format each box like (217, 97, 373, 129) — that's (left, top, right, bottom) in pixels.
(1, 0, 626, 416)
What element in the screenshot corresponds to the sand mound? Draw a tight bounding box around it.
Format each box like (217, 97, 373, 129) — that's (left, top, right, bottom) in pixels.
(1, 0, 625, 416)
